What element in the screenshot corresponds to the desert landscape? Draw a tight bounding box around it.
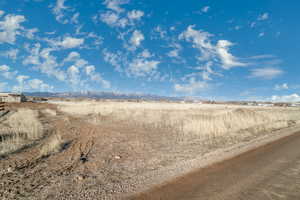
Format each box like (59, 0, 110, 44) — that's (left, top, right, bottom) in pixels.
(0, 100, 300, 199)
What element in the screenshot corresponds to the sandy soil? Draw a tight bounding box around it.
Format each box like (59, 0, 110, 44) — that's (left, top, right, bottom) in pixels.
(0, 102, 299, 199)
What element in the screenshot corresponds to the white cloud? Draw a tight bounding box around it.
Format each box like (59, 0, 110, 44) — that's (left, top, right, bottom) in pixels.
(52, 0, 69, 24)
(0, 64, 10, 72)
(127, 10, 144, 20)
(258, 32, 265, 37)
(216, 40, 247, 69)
(59, 36, 84, 49)
(67, 65, 80, 87)
(250, 22, 256, 28)
(103, 0, 128, 13)
(23, 44, 66, 81)
(23, 43, 41, 65)
(167, 43, 182, 59)
(168, 49, 179, 58)
(71, 12, 79, 24)
(129, 30, 144, 48)
(100, 11, 128, 28)
(139, 49, 152, 58)
(174, 77, 210, 94)
(84, 65, 111, 88)
(127, 58, 160, 77)
(100, 1, 143, 29)
(102, 49, 123, 72)
(180, 25, 246, 69)
(0, 64, 18, 79)
(201, 6, 210, 13)
(0, 10, 5, 17)
(197, 62, 219, 81)
(63, 51, 111, 88)
(46, 36, 84, 49)
(271, 94, 300, 102)
(84, 32, 103, 48)
(274, 83, 288, 90)
(63, 51, 80, 63)
(234, 26, 241, 30)
(14, 75, 30, 92)
(13, 77, 53, 92)
(28, 79, 53, 91)
(179, 25, 214, 61)
(63, 52, 87, 68)
(249, 67, 283, 79)
(1, 49, 19, 61)
(25, 28, 38, 39)
(258, 13, 269, 21)
(153, 26, 167, 39)
(0, 14, 26, 44)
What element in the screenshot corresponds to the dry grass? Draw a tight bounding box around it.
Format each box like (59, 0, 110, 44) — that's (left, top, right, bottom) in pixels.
(0, 109, 43, 156)
(42, 109, 57, 116)
(55, 101, 300, 145)
(40, 133, 64, 157)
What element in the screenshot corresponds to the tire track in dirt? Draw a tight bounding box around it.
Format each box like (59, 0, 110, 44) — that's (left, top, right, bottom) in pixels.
(0, 110, 98, 199)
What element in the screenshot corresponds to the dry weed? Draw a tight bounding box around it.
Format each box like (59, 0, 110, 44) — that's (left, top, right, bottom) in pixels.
(40, 133, 64, 157)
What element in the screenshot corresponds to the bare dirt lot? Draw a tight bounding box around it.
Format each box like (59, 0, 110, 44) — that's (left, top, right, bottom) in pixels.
(0, 101, 300, 199)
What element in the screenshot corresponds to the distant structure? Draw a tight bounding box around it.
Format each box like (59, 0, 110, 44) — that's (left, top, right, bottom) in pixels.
(0, 93, 27, 103)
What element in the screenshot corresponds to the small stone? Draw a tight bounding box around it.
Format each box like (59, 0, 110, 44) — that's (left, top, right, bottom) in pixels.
(114, 155, 121, 160)
(7, 167, 13, 173)
(75, 174, 85, 181)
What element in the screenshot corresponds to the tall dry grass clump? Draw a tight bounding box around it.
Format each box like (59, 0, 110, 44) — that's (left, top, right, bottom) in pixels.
(0, 109, 43, 156)
(40, 133, 64, 157)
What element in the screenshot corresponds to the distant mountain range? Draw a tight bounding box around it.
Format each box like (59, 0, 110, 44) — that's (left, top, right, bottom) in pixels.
(23, 91, 191, 101)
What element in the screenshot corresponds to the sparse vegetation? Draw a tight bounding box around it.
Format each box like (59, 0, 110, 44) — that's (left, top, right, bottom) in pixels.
(56, 101, 300, 145)
(1, 101, 300, 199)
(0, 109, 43, 156)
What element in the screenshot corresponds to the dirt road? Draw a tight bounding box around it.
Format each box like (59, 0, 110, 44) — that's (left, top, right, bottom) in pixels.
(130, 132, 300, 200)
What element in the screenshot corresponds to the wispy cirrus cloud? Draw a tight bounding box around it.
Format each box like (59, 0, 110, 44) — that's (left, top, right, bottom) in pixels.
(174, 77, 210, 94)
(249, 67, 283, 79)
(175, 25, 246, 94)
(180, 25, 247, 69)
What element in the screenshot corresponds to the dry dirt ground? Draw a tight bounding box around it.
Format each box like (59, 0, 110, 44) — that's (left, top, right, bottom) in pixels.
(131, 131, 300, 200)
(0, 102, 299, 199)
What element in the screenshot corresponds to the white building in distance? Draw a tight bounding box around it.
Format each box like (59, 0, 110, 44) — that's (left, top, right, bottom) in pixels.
(0, 93, 27, 103)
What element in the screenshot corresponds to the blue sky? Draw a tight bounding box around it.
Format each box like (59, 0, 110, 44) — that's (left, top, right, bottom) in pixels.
(0, 0, 300, 101)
